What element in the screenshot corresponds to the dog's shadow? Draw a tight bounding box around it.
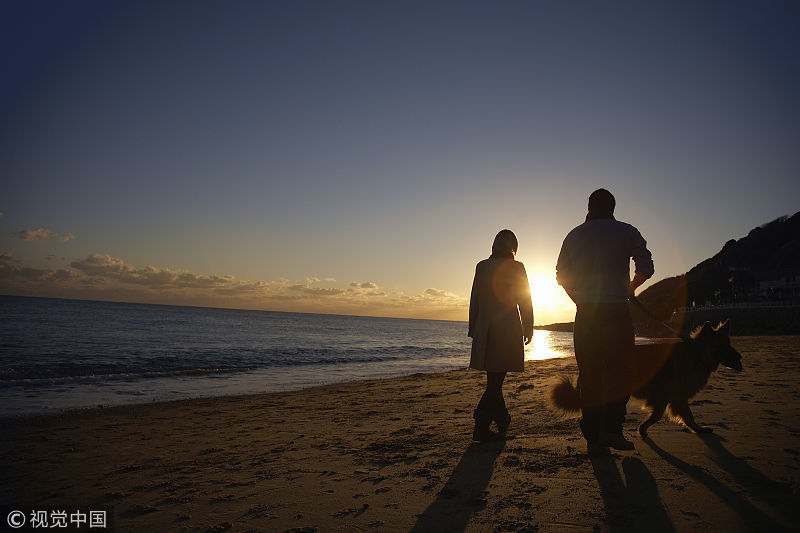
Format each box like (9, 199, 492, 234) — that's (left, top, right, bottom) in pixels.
(699, 433, 796, 513)
(590, 454, 675, 532)
(642, 434, 795, 529)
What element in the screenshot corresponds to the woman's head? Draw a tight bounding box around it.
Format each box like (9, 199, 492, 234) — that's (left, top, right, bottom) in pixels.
(492, 229, 518, 256)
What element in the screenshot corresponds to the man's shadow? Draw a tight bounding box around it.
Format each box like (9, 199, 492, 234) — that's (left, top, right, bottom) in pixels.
(411, 439, 506, 532)
(642, 435, 794, 530)
(590, 454, 675, 532)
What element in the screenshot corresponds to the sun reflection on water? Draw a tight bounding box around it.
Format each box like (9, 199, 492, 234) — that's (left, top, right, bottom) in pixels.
(524, 329, 572, 361)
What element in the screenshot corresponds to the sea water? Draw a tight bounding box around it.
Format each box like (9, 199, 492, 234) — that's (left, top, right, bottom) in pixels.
(0, 295, 574, 417)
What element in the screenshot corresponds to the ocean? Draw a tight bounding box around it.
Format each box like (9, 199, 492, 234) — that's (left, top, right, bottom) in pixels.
(0, 295, 574, 417)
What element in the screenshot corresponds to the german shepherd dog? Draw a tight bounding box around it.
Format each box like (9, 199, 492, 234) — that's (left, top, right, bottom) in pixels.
(550, 320, 743, 437)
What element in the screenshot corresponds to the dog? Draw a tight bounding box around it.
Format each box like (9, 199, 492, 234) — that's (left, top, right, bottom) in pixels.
(549, 319, 743, 438)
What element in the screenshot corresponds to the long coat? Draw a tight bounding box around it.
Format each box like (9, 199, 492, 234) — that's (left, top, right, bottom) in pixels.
(468, 255, 534, 372)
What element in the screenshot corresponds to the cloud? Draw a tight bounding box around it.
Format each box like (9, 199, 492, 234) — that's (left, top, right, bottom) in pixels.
(71, 254, 131, 276)
(290, 284, 348, 296)
(1, 252, 468, 320)
(70, 254, 235, 289)
(213, 280, 275, 296)
(400, 287, 462, 304)
(13, 228, 75, 242)
(289, 276, 347, 296)
(350, 281, 379, 289)
(424, 288, 453, 298)
(0, 252, 20, 268)
(0, 252, 80, 283)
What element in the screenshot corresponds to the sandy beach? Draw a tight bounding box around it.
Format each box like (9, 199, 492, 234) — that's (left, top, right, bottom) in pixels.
(2, 336, 799, 532)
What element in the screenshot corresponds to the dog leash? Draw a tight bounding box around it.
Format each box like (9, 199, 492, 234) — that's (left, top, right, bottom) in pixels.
(628, 295, 683, 338)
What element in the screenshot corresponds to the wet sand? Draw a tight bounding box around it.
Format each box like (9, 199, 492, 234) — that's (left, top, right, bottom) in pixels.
(2, 336, 799, 532)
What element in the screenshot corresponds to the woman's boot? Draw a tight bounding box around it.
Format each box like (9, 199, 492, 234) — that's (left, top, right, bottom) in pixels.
(473, 409, 502, 441)
(491, 392, 511, 433)
(495, 408, 511, 434)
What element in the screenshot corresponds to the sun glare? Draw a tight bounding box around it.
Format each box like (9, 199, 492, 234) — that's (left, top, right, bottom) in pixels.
(529, 273, 575, 325)
(524, 329, 570, 361)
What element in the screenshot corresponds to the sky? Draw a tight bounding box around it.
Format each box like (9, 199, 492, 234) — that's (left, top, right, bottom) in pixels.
(1, 1, 798, 323)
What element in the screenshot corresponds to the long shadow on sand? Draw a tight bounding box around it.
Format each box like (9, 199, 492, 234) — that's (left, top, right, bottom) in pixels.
(642, 436, 791, 530)
(411, 439, 505, 532)
(590, 455, 675, 532)
(698, 433, 797, 523)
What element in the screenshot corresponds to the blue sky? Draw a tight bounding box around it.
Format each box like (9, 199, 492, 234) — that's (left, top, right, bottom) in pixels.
(1, 1, 798, 322)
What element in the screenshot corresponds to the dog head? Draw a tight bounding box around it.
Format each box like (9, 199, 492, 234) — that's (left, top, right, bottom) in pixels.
(691, 319, 743, 371)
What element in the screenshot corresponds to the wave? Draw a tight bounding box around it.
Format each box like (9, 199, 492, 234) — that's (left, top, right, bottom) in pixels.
(0, 344, 467, 388)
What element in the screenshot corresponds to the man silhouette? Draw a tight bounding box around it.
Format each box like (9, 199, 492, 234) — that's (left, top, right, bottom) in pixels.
(556, 189, 654, 454)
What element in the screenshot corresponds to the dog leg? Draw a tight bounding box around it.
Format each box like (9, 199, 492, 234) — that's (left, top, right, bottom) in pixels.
(638, 399, 668, 438)
(671, 399, 712, 434)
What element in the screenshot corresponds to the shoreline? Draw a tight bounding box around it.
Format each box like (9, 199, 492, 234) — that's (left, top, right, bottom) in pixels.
(0, 364, 470, 424)
(1, 329, 576, 419)
(0, 359, 471, 421)
(2, 336, 799, 531)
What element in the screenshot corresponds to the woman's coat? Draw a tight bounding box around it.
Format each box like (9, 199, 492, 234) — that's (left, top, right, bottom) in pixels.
(468, 256, 534, 372)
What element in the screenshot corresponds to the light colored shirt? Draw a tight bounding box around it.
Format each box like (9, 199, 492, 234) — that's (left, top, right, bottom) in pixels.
(556, 218, 654, 304)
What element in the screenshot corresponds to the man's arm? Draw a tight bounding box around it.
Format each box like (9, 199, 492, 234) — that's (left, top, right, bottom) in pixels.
(556, 236, 577, 303)
(629, 228, 654, 295)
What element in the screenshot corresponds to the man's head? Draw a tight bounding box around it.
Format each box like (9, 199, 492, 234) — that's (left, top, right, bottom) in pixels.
(588, 188, 615, 219)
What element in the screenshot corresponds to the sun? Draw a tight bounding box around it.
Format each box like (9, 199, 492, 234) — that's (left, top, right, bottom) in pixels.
(530, 273, 561, 305)
(529, 272, 575, 325)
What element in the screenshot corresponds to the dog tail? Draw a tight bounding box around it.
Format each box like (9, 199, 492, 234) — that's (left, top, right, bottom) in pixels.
(548, 376, 581, 413)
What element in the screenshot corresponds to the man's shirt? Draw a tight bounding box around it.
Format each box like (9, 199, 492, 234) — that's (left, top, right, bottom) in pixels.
(556, 218, 654, 304)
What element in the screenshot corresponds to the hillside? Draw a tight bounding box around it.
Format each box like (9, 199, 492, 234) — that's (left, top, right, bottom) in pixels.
(634, 211, 800, 336)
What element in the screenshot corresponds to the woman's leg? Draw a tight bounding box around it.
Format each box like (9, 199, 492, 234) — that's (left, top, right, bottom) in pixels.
(488, 372, 510, 432)
(473, 372, 506, 440)
(478, 372, 505, 409)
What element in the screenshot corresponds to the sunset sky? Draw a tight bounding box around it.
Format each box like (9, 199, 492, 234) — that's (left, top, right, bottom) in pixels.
(2, 1, 798, 323)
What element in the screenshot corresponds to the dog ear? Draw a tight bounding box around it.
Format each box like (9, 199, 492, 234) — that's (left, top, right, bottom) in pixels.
(718, 319, 731, 335)
(691, 321, 714, 339)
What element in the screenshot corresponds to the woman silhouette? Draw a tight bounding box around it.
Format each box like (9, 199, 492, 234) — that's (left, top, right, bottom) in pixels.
(468, 229, 534, 441)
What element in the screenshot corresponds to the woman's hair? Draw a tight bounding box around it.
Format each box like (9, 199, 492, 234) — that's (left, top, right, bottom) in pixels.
(492, 229, 518, 255)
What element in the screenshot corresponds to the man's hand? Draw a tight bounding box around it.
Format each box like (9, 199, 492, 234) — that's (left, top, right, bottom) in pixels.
(629, 273, 647, 295)
(524, 335, 532, 345)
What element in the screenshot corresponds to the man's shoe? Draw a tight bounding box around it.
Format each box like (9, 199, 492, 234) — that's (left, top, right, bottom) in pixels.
(598, 432, 635, 450)
(587, 441, 610, 457)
